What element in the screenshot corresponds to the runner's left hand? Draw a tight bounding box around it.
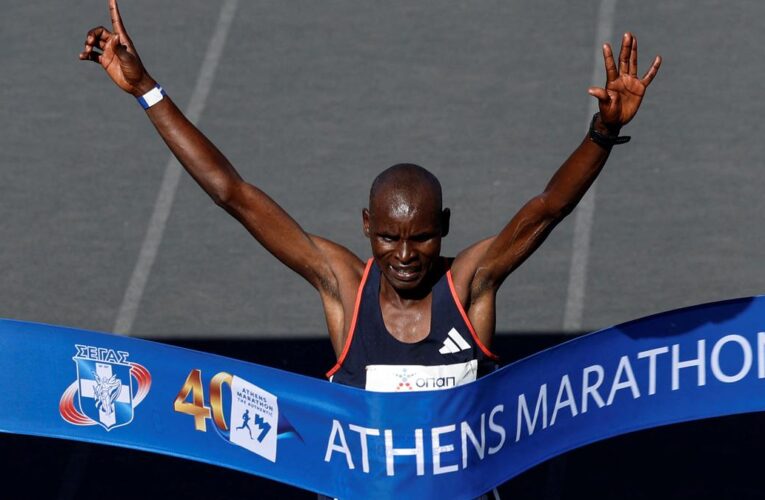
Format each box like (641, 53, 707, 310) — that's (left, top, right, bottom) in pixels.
(588, 32, 661, 131)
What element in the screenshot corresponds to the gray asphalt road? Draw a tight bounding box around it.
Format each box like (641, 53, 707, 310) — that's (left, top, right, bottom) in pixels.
(2, 0, 763, 339)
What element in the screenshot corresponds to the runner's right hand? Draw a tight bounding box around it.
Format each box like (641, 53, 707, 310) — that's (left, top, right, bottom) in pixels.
(79, 0, 155, 96)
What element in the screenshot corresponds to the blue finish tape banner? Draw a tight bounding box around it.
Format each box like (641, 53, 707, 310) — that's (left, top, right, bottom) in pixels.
(3, 296, 765, 498)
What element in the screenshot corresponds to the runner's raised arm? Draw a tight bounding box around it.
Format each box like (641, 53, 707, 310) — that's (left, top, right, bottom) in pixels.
(450, 33, 661, 343)
(80, 0, 362, 304)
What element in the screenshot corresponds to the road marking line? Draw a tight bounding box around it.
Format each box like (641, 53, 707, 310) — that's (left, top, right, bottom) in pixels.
(113, 0, 239, 336)
(562, 0, 617, 333)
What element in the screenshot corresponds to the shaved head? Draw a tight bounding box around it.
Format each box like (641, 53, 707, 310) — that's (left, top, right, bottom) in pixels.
(369, 163, 443, 217)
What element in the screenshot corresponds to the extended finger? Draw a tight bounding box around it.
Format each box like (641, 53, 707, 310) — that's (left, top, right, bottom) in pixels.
(110, 0, 129, 38)
(110, 0, 138, 54)
(602, 43, 618, 82)
(629, 35, 638, 77)
(618, 32, 632, 76)
(588, 86, 610, 103)
(641, 55, 662, 86)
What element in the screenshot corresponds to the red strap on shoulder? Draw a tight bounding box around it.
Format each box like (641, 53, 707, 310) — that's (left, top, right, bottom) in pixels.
(326, 259, 375, 378)
(446, 270, 500, 361)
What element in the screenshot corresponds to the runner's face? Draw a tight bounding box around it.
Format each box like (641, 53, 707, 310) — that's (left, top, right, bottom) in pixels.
(364, 190, 444, 292)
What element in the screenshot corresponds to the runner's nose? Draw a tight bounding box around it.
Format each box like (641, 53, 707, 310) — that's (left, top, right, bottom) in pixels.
(396, 241, 415, 263)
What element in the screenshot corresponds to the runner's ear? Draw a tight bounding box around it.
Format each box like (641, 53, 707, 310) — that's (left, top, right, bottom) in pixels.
(362, 208, 371, 238)
(440, 208, 450, 238)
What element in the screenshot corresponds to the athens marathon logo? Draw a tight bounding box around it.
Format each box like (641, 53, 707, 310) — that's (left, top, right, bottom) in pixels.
(59, 344, 152, 431)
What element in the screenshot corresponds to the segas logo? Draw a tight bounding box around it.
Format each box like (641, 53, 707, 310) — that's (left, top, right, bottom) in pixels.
(59, 344, 152, 431)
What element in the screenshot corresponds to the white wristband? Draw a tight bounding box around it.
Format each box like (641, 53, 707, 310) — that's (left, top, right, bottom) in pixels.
(136, 84, 166, 110)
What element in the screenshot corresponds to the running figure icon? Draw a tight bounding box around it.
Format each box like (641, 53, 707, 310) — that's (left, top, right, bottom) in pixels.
(236, 409, 253, 440)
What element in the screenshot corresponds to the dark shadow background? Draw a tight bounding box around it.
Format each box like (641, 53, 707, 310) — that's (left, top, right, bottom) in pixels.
(2, 334, 763, 499)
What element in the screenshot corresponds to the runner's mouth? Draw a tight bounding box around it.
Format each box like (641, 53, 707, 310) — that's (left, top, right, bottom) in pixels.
(389, 265, 420, 281)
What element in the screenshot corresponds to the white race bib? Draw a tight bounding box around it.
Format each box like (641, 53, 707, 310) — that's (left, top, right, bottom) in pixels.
(365, 359, 477, 392)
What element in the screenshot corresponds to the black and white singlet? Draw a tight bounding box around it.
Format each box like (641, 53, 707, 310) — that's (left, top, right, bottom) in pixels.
(326, 258, 499, 391)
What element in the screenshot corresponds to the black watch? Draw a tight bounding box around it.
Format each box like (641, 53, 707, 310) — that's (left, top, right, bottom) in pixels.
(588, 113, 631, 148)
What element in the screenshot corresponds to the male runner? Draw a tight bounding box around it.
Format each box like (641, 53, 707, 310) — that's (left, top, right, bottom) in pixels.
(80, 1, 660, 392)
(82, 2, 660, 496)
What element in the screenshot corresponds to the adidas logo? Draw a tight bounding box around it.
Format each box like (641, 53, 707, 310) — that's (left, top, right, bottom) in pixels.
(438, 328, 471, 354)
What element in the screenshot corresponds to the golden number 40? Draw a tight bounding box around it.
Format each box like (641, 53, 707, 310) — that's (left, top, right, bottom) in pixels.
(173, 369, 233, 432)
